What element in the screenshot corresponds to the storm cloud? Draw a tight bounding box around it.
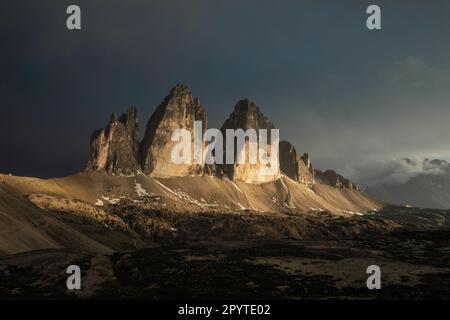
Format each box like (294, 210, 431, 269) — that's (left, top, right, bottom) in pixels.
(1, 0, 450, 179)
(349, 157, 449, 189)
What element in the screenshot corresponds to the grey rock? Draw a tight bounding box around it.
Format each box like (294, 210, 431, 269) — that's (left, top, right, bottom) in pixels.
(220, 99, 280, 183)
(315, 169, 359, 191)
(87, 107, 140, 175)
(140, 84, 207, 177)
(279, 141, 314, 186)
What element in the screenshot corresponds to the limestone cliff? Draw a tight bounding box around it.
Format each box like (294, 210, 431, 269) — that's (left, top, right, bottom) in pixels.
(140, 84, 207, 177)
(87, 107, 139, 175)
(315, 169, 360, 191)
(220, 99, 280, 183)
(279, 141, 314, 187)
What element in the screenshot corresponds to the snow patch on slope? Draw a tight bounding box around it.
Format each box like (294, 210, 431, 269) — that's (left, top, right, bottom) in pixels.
(135, 182, 149, 197)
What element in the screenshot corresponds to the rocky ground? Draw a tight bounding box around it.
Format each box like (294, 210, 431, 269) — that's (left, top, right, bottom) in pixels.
(0, 203, 449, 299)
(1, 233, 450, 299)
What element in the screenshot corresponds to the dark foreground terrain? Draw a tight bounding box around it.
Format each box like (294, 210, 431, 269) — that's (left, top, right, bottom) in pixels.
(1, 228, 450, 299)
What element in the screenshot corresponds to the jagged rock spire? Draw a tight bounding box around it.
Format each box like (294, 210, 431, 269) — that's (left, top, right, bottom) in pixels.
(87, 107, 139, 175)
(279, 141, 315, 186)
(139, 84, 207, 177)
(220, 99, 280, 183)
(315, 169, 360, 191)
(84, 84, 360, 191)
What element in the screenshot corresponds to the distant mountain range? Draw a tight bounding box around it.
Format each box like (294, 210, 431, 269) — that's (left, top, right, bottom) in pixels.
(367, 158, 450, 209)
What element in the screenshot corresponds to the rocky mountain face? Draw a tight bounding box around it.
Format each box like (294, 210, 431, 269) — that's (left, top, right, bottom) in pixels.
(87, 107, 139, 175)
(315, 169, 360, 191)
(279, 141, 315, 187)
(87, 84, 358, 190)
(278, 141, 359, 190)
(220, 99, 280, 183)
(139, 84, 207, 177)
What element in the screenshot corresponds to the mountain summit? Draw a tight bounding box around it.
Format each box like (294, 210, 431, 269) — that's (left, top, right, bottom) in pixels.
(279, 141, 315, 187)
(86, 84, 362, 192)
(0, 84, 381, 259)
(87, 107, 139, 175)
(220, 99, 280, 183)
(139, 84, 207, 177)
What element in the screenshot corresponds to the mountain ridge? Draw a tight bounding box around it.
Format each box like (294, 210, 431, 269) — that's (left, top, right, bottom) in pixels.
(86, 83, 361, 190)
(0, 84, 382, 256)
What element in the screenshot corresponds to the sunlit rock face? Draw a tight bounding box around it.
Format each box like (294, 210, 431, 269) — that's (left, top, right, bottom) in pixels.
(279, 141, 359, 191)
(87, 107, 140, 175)
(279, 141, 315, 187)
(84, 85, 358, 190)
(139, 84, 207, 177)
(219, 99, 280, 184)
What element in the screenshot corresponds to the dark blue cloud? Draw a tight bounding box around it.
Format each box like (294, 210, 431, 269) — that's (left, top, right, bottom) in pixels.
(1, 0, 450, 178)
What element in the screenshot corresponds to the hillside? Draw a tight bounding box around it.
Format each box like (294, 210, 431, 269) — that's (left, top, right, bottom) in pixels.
(0, 171, 381, 255)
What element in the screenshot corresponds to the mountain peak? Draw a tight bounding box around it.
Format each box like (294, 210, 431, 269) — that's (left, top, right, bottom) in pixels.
(168, 83, 193, 98)
(315, 169, 359, 191)
(220, 100, 279, 183)
(85, 84, 363, 190)
(279, 141, 315, 186)
(140, 85, 207, 177)
(222, 99, 275, 132)
(87, 107, 139, 175)
(118, 107, 137, 123)
(234, 99, 259, 113)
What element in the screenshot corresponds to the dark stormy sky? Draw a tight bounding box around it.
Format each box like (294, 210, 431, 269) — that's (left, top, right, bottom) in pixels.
(1, 0, 450, 187)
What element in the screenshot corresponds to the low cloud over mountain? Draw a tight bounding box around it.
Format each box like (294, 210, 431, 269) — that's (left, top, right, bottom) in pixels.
(359, 157, 450, 209)
(352, 157, 448, 188)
